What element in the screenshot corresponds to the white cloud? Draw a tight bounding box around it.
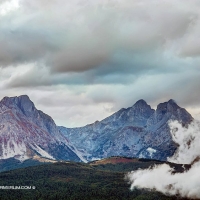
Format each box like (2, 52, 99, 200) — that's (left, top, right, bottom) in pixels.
(0, 0, 19, 16)
(127, 162, 200, 199)
(127, 120, 200, 199)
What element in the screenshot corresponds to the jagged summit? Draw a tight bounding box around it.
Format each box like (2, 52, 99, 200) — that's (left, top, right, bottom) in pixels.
(0, 95, 194, 164)
(1, 95, 35, 112)
(134, 99, 148, 106)
(154, 99, 192, 125)
(157, 99, 179, 110)
(1, 95, 31, 103)
(0, 95, 40, 121)
(0, 95, 83, 162)
(60, 98, 193, 162)
(168, 99, 177, 104)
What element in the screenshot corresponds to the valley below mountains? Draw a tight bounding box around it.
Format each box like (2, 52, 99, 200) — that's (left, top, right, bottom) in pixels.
(0, 95, 194, 169)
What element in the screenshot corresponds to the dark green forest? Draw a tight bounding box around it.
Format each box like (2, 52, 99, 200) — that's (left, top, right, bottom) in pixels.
(0, 159, 190, 200)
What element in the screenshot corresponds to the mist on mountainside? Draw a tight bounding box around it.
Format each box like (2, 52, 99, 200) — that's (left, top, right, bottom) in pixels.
(127, 120, 200, 199)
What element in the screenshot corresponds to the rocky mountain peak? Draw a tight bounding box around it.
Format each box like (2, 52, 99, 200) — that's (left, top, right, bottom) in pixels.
(2, 94, 30, 103)
(0, 96, 194, 164)
(1, 95, 35, 113)
(130, 99, 154, 115)
(17, 95, 32, 104)
(1, 95, 37, 120)
(168, 99, 177, 105)
(149, 99, 193, 126)
(127, 100, 154, 125)
(60, 98, 194, 162)
(133, 99, 149, 107)
(0, 95, 83, 162)
(156, 99, 180, 114)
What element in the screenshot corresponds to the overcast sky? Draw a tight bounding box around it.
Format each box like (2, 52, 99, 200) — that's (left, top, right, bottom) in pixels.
(1, 0, 200, 127)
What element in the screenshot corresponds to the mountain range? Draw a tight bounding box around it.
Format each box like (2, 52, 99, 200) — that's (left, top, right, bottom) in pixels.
(59, 99, 193, 161)
(0, 95, 193, 166)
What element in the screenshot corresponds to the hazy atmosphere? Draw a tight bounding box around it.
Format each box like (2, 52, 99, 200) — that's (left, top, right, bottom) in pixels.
(1, 0, 200, 127)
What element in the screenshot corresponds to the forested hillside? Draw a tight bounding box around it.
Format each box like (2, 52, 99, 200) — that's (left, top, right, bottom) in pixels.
(0, 158, 190, 200)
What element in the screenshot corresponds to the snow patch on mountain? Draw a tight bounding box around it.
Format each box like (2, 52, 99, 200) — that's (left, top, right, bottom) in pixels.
(0, 95, 82, 162)
(0, 96, 194, 164)
(29, 144, 55, 160)
(147, 148, 157, 158)
(60, 99, 193, 162)
(0, 140, 28, 161)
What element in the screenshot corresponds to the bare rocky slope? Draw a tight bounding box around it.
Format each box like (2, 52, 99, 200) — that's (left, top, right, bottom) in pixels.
(59, 99, 193, 162)
(0, 95, 193, 165)
(0, 95, 83, 162)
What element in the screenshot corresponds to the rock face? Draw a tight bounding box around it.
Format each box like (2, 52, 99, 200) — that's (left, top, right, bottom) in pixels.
(59, 99, 193, 161)
(0, 95, 83, 162)
(0, 95, 193, 164)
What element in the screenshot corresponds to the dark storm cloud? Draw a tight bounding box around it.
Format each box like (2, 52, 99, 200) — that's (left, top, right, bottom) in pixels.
(0, 0, 198, 85)
(4, 48, 186, 89)
(0, 0, 199, 73)
(1, 0, 200, 126)
(5, 64, 51, 88)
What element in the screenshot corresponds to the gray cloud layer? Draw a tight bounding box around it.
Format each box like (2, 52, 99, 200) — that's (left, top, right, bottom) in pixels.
(1, 0, 200, 126)
(1, 0, 200, 70)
